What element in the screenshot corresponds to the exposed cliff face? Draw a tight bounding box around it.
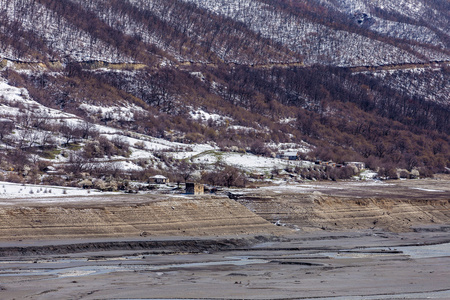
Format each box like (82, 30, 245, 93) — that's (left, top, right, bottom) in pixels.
(237, 193, 450, 232)
(1, 187, 448, 243)
(0, 196, 288, 241)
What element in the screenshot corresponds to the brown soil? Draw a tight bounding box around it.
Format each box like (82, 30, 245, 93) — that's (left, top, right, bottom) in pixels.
(0, 195, 288, 242)
(237, 194, 450, 232)
(235, 177, 450, 232)
(1, 178, 449, 242)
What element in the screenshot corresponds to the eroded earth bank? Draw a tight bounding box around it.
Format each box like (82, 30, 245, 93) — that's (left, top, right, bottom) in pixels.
(0, 177, 449, 299)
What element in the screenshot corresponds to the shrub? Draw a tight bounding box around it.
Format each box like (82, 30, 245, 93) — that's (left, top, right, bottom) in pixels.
(83, 140, 104, 158)
(399, 170, 410, 179)
(250, 140, 269, 156)
(42, 175, 65, 186)
(201, 164, 246, 187)
(6, 172, 23, 183)
(134, 141, 146, 150)
(419, 168, 434, 178)
(78, 179, 93, 189)
(111, 136, 130, 156)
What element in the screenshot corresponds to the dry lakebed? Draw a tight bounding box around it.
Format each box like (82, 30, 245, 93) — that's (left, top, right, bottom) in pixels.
(0, 177, 449, 300)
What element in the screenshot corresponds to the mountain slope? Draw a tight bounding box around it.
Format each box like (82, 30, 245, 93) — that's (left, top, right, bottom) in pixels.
(0, 0, 449, 185)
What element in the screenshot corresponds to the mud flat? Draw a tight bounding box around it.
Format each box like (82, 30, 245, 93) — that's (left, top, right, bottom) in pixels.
(0, 178, 449, 299)
(1, 230, 449, 300)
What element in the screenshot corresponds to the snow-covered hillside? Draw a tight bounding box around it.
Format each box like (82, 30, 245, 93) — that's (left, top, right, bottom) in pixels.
(182, 0, 416, 66)
(361, 66, 450, 105)
(181, 0, 450, 66)
(0, 0, 131, 62)
(0, 0, 449, 189)
(1, 0, 448, 65)
(0, 74, 318, 190)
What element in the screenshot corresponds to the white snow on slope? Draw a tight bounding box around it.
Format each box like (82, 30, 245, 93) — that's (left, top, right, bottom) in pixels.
(190, 109, 231, 124)
(0, 181, 110, 202)
(181, 0, 422, 66)
(190, 151, 311, 173)
(0, 0, 131, 62)
(0, 79, 82, 121)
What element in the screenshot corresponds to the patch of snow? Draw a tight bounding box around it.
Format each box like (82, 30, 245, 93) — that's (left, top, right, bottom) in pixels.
(0, 181, 111, 202)
(359, 170, 378, 180)
(190, 151, 309, 173)
(189, 109, 231, 124)
(227, 125, 258, 132)
(279, 118, 297, 124)
(79, 103, 144, 122)
(0, 78, 82, 122)
(269, 142, 312, 154)
(410, 188, 444, 193)
(189, 72, 205, 81)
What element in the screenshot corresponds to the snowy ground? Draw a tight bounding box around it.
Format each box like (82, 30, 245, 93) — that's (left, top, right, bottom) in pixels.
(189, 150, 313, 173)
(0, 181, 109, 201)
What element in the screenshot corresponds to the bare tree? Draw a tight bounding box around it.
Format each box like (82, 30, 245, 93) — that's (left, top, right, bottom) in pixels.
(178, 160, 195, 184)
(0, 119, 14, 141)
(65, 152, 92, 176)
(81, 121, 98, 139)
(60, 121, 82, 146)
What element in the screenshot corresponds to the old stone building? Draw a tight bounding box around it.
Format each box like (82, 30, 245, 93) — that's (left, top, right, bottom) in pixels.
(186, 183, 204, 195)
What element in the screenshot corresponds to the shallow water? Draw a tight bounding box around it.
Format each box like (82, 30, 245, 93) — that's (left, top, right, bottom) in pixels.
(395, 242, 450, 259)
(321, 242, 450, 259)
(120, 288, 450, 300)
(0, 256, 269, 278)
(301, 289, 450, 300)
(2, 243, 448, 278)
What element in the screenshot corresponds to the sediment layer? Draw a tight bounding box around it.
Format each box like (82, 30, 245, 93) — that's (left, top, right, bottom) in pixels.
(238, 194, 450, 232)
(0, 196, 286, 241)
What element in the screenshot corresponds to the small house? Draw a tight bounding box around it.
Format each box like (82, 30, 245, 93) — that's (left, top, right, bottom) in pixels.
(186, 182, 204, 195)
(149, 175, 169, 184)
(277, 151, 299, 161)
(344, 162, 366, 171)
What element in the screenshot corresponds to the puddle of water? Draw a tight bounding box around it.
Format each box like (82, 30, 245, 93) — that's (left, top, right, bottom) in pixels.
(395, 243, 450, 259)
(411, 187, 444, 192)
(1, 243, 448, 279)
(315, 243, 450, 260)
(320, 251, 401, 259)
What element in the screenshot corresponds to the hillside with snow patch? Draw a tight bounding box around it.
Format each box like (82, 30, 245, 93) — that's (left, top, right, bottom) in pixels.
(0, 0, 449, 189)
